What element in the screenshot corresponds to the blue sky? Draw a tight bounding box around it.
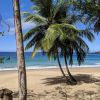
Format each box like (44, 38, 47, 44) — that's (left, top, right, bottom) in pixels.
(0, 0, 100, 52)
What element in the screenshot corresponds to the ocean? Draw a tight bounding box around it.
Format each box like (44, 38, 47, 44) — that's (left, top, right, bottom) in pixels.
(0, 52, 100, 70)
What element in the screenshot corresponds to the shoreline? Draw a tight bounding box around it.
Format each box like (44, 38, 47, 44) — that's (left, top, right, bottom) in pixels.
(0, 65, 100, 71)
(0, 67, 100, 75)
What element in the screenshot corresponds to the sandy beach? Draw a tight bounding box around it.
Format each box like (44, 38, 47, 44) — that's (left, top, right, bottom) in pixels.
(0, 67, 100, 99)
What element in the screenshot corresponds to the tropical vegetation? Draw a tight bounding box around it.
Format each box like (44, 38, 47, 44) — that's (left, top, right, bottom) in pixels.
(0, 0, 99, 100)
(23, 0, 94, 84)
(73, 0, 100, 33)
(0, 57, 4, 63)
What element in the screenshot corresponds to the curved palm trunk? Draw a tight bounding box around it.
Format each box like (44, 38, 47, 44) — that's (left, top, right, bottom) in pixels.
(64, 54, 77, 83)
(13, 0, 27, 100)
(57, 53, 66, 77)
(57, 51, 69, 83)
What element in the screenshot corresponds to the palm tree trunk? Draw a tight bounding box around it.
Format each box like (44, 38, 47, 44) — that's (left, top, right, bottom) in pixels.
(57, 51, 67, 79)
(57, 54, 66, 77)
(13, 0, 27, 100)
(64, 54, 77, 83)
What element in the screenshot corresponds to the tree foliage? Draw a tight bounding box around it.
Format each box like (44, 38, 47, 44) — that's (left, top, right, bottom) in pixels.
(23, 0, 94, 64)
(73, 0, 100, 32)
(0, 57, 4, 63)
(23, 0, 94, 83)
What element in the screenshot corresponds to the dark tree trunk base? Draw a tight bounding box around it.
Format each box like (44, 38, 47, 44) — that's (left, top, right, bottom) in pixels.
(64, 54, 77, 85)
(0, 88, 13, 100)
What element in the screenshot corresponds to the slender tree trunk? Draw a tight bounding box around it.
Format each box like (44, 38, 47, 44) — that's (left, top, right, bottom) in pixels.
(57, 51, 68, 81)
(57, 54, 66, 77)
(64, 54, 77, 83)
(13, 0, 27, 100)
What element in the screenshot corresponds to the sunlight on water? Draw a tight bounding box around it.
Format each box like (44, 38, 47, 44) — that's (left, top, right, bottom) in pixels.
(0, 52, 100, 70)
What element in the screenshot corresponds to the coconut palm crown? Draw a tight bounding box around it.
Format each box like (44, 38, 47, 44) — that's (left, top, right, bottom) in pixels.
(23, 0, 94, 84)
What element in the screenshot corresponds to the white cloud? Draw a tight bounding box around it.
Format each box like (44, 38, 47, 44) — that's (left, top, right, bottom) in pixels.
(5, 18, 36, 35)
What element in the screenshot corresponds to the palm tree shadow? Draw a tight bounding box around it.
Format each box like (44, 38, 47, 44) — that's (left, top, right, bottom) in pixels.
(42, 74, 100, 85)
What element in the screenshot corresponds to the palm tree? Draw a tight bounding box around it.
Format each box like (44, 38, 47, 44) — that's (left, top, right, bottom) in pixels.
(41, 24, 94, 84)
(23, 0, 94, 84)
(13, 0, 27, 99)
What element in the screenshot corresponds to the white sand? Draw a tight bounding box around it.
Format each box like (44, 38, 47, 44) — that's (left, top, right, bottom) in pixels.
(0, 67, 100, 100)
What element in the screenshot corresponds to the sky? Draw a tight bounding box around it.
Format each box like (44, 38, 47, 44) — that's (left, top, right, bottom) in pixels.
(0, 0, 100, 52)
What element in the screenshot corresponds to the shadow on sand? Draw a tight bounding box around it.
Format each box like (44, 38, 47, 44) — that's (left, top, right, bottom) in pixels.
(42, 74, 100, 85)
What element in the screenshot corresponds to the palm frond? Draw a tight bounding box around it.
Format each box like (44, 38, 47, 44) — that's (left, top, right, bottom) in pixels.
(25, 31, 44, 50)
(25, 38, 35, 50)
(41, 23, 80, 51)
(76, 37, 89, 52)
(22, 12, 47, 24)
(31, 0, 53, 18)
(31, 5, 40, 11)
(23, 0, 94, 68)
(23, 26, 41, 41)
(79, 30, 94, 42)
(51, 0, 66, 18)
(32, 43, 40, 57)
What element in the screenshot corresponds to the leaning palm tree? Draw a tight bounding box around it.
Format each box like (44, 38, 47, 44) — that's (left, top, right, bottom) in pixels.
(23, 0, 67, 76)
(41, 24, 94, 84)
(13, 0, 27, 100)
(23, 0, 94, 84)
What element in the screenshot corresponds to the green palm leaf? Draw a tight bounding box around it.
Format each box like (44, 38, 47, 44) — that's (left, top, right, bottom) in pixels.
(22, 12, 47, 24)
(32, 43, 40, 57)
(23, 0, 94, 67)
(79, 30, 94, 42)
(41, 23, 79, 52)
(23, 26, 41, 41)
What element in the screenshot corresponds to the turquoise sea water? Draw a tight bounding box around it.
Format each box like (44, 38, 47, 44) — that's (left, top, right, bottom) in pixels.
(0, 52, 100, 70)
